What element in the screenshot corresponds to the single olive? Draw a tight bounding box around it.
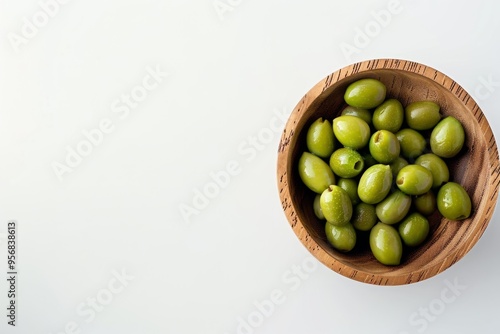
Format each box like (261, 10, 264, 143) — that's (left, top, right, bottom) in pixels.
(313, 194, 325, 220)
(398, 213, 430, 247)
(415, 153, 449, 188)
(389, 156, 409, 179)
(369, 130, 401, 164)
(396, 164, 433, 196)
(344, 78, 387, 109)
(413, 190, 437, 216)
(329, 147, 364, 178)
(337, 178, 360, 205)
(333, 115, 371, 149)
(372, 98, 404, 132)
(396, 128, 427, 160)
(306, 117, 335, 158)
(375, 190, 412, 225)
(325, 222, 357, 252)
(320, 185, 353, 226)
(405, 101, 441, 130)
(341, 106, 372, 124)
(369, 222, 403, 266)
(358, 164, 393, 204)
(298, 152, 336, 193)
(352, 203, 377, 231)
(437, 182, 472, 220)
(430, 116, 465, 158)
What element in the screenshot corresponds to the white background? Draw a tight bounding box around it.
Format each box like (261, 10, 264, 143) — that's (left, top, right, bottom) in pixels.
(1, 0, 499, 333)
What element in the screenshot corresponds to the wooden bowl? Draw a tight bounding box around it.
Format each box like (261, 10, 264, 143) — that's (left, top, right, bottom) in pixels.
(277, 59, 500, 285)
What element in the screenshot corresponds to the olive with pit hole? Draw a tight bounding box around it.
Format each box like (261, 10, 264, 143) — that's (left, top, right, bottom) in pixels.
(369, 130, 401, 164)
(329, 147, 364, 178)
(396, 164, 433, 196)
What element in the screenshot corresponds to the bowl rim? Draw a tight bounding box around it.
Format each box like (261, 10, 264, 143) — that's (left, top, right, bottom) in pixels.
(277, 58, 500, 285)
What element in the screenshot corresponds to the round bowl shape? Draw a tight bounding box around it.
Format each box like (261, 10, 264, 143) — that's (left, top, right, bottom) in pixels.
(277, 59, 500, 285)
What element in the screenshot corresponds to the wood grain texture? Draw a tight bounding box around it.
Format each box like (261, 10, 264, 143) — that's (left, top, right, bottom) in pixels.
(277, 59, 500, 285)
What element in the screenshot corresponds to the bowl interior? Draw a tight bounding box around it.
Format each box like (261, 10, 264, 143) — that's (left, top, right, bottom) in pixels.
(280, 63, 499, 285)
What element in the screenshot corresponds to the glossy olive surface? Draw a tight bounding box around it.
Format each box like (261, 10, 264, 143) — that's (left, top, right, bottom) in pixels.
(325, 222, 357, 252)
(333, 115, 371, 150)
(344, 78, 387, 109)
(306, 117, 335, 158)
(430, 116, 465, 158)
(396, 164, 433, 196)
(375, 190, 412, 225)
(399, 213, 430, 247)
(298, 152, 335, 193)
(320, 185, 353, 226)
(329, 147, 364, 178)
(358, 164, 393, 204)
(405, 101, 441, 130)
(369, 223, 403, 266)
(372, 98, 404, 132)
(437, 182, 472, 220)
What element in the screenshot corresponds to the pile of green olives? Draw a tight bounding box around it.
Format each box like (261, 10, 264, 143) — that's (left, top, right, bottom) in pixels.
(298, 78, 472, 266)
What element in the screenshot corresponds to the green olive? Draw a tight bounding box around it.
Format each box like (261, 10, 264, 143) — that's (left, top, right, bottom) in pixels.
(358, 164, 393, 204)
(369, 130, 401, 164)
(430, 116, 465, 158)
(389, 156, 408, 179)
(398, 213, 430, 247)
(396, 164, 433, 196)
(329, 147, 364, 178)
(369, 222, 403, 265)
(325, 222, 357, 252)
(320, 185, 353, 226)
(341, 106, 372, 124)
(313, 194, 325, 220)
(306, 117, 335, 158)
(298, 152, 336, 193)
(375, 190, 412, 225)
(437, 182, 471, 220)
(332, 115, 371, 150)
(396, 128, 427, 160)
(337, 178, 360, 205)
(405, 101, 441, 130)
(413, 190, 437, 216)
(415, 153, 449, 188)
(352, 203, 377, 231)
(344, 78, 387, 109)
(372, 98, 404, 132)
